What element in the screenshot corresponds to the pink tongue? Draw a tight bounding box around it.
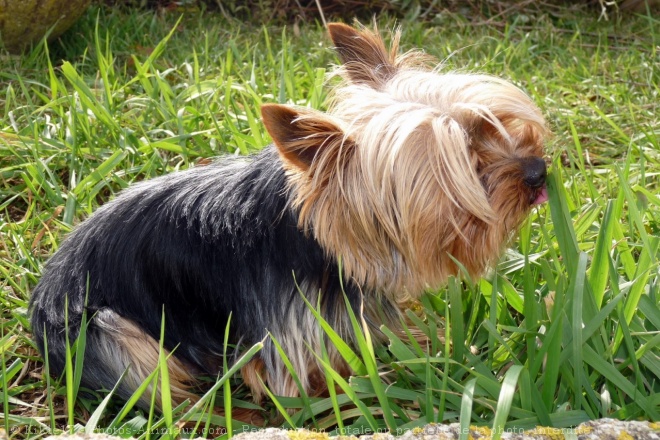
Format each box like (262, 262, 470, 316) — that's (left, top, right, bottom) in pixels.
(533, 187, 548, 205)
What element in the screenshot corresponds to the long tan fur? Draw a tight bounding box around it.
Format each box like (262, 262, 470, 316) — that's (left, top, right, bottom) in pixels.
(263, 23, 548, 301)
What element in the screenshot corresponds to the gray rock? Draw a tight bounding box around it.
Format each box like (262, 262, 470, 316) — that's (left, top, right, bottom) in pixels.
(232, 419, 660, 440)
(33, 419, 660, 440)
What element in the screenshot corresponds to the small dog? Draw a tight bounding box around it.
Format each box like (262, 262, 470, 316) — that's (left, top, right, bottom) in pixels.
(30, 22, 548, 417)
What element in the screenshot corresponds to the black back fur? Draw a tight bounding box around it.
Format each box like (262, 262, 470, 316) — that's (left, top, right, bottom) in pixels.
(29, 146, 365, 400)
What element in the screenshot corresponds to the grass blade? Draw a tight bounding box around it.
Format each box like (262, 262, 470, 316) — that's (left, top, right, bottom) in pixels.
(569, 253, 588, 413)
(491, 365, 523, 440)
(459, 378, 476, 440)
(589, 200, 615, 308)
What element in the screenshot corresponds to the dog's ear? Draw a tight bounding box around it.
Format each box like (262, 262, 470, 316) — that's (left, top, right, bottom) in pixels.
(261, 104, 354, 172)
(328, 22, 398, 88)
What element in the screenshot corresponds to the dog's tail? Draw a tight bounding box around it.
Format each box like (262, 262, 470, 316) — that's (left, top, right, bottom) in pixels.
(31, 306, 198, 410)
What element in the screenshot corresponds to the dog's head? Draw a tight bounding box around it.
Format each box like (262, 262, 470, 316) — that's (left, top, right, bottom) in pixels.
(262, 23, 548, 297)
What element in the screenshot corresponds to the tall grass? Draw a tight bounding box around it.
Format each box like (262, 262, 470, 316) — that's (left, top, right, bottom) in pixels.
(1, 5, 659, 439)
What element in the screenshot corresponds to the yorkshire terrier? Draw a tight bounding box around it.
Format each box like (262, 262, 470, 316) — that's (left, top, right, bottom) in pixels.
(30, 22, 548, 419)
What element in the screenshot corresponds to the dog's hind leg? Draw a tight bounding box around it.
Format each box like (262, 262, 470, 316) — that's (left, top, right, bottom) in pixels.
(90, 311, 267, 425)
(86, 309, 199, 410)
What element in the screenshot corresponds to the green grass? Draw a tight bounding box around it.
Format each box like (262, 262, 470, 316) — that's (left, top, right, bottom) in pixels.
(2, 4, 660, 439)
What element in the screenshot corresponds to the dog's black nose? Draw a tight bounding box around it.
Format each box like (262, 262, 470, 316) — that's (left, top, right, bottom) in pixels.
(521, 157, 547, 189)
